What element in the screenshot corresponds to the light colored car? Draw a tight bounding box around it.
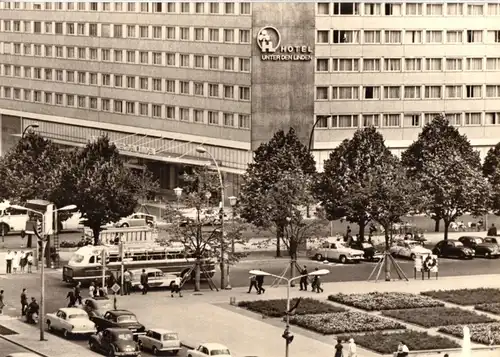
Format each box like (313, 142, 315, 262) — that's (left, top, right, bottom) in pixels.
(138, 328, 181, 355)
(7, 353, 41, 357)
(130, 268, 180, 290)
(115, 213, 156, 228)
(45, 307, 96, 338)
(390, 240, 432, 260)
(81, 296, 113, 319)
(188, 343, 232, 357)
(312, 241, 364, 264)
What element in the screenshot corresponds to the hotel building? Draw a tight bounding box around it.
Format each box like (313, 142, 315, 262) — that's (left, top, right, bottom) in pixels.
(0, 1, 500, 196)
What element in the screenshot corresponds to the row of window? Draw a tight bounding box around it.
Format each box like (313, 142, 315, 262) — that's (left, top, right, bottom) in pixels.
(0, 21, 252, 44)
(0, 43, 251, 73)
(0, 65, 251, 101)
(314, 112, 500, 129)
(315, 85, 500, 100)
(317, 29, 500, 45)
(317, 2, 500, 17)
(0, 86, 251, 129)
(316, 57, 500, 73)
(1, 2, 252, 15)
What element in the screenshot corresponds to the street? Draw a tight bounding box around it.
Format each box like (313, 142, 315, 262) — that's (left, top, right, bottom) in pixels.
(0, 337, 34, 356)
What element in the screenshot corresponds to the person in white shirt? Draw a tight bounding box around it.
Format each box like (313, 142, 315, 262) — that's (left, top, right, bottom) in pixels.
(394, 341, 409, 357)
(12, 251, 20, 274)
(88, 282, 95, 298)
(347, 338, 357, 357)
(26, 253, 33, 273)
(5, 250, 13, 274)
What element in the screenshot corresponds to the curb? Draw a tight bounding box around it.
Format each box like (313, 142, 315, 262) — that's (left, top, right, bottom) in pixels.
(0, 333, 48, 357)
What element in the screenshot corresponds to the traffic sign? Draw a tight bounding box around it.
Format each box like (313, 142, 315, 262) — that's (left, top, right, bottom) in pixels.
(111, 283, 120, 294)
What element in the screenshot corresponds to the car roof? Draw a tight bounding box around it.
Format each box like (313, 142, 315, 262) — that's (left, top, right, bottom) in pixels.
(107, 328, 133, 334)
(202, 343, 228, 350)
(108, 309, 134, 316)
(58, 307, 87, 314)
(149, 328, 176, 334)
(459, 236, 481, 239)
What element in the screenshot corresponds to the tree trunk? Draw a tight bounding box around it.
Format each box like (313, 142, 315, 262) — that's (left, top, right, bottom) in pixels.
(276, 224, 283, 258)
(384, 229, 391, 281)
(443, 219, 450, 241)
(194, 258, 201, 292)
(358, 220, 366, 242)
(92, 227, 101, 246)
(434, 218, 441, 232)
(289, 240, 298, 286)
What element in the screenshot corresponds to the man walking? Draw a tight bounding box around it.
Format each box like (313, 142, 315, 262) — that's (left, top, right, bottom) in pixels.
(20, 288, 28, 316)
(123, 269, 131, 295)
(5, 250, 13, 274)
(299, 265, 308, 291)
(74, 282, 82, 305)
(140, 269, 148, 295)
(256, 274, 265, 295)
(247, 274, 258, 293)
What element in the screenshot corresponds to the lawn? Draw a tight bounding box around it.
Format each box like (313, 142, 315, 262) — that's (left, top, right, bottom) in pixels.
(337, 330, 459, 354)
(289, 311, 405, 335)
(237, 298, 344, 317)
(329, 292, 444, 311)
(438, 323, 500, 345)
(476, 303, 500, 315)
(382, 307, 496, 328)
(421, 288, 500, 305)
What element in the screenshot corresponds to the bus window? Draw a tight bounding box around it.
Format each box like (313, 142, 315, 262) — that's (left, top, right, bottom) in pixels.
(89, 256, 95, 264)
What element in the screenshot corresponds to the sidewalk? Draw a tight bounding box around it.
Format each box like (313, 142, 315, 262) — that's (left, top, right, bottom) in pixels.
(117, 274, 500, 357)
(0, 315, 100, 357)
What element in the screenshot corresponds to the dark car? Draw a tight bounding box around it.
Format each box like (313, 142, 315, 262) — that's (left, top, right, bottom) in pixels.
(92, 310, 146, 339)
(432, 240, 475, 259)
(349, 241, 382, 261)
(89, 328, 140, 356)
(458, 236, 500, 259)
(82, 297, 113, 319)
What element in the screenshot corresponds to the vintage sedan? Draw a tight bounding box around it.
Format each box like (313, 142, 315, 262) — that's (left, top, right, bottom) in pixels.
(349, 241, 383, 261)
(389, 240, 432, 260)
(138, 328, 181, 355)
(89, 328, 140, 357)
(188, 343, 232, 357)
(458, 236, 500, 258)
(130, 268, 181, 291)
(312, 241, 364, 264)
(82, 296, 113, 319)
(484, 236, 500, 245)
(433, 240, 475, 259)
(45, 307, 96, 338)
(93, 310, 146, 338)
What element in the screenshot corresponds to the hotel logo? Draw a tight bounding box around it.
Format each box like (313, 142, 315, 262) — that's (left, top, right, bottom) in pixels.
(256, 26, 312, 61)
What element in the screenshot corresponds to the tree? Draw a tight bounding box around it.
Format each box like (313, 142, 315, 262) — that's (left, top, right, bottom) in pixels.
(401, 115, 490, 240)
(61, 136, 143, 245)
(164, 166, 245, 291)
(239, 128, 316, 257)
(483, 143, 500, 215)
(314, 127, 393, 241)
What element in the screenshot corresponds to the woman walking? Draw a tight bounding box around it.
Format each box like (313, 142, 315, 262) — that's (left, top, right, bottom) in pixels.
(334, 339, 344, 357)
(66, 291, 77, 308)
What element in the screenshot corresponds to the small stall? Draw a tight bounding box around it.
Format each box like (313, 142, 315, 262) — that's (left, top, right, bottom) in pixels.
(414, 253, 438, 280)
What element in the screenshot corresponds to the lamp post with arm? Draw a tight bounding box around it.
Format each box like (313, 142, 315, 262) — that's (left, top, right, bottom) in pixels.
(249, 269, 330, 357)
(195, 146, 226, 290)
(226, 196, 237, 290)
(173, 187, 183, 211)
(22, 124, 39, 138)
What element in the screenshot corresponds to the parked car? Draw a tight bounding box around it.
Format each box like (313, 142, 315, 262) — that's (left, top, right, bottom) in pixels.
(115, 213, 156, 228)
(89, 328, 140, 356)
(349, 241, 383, 261)
(389, 240, 432, 260)
(81, 296, 113, 319)
(432, 240, 475, 259)
(45, 307, 96, 338)
(138, 328, 181, 355)
(188, 343, 232, 357)
(130, 268, 180, 291)
(484, 236, 500, 245)
(458, 236, 500, 259)
(92, 310, 146, 338)
(312, 241, 364, 264)
(179, 208, 228, 226)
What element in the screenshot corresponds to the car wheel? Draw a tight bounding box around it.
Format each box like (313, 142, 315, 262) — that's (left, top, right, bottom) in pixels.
(89, 341, 96, 351)
(485, 252, 492, 259)
(46, 321, 52, 332)
(172, 350, 179, 355)
(147, 222, 154, 228)
(121, 223, 129, 227)
(433, 249, 441, 257)
(339, 255, 347, 264)
(410, 253, 416, 260)
(315, 254, 323, 261)
(62, 329, 70, 338)
(152, 346, 159, 355)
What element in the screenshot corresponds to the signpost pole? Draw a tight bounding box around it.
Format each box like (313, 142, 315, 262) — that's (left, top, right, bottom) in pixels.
(101, 249, 106, 290)
(40, 239, 47, 341)
(120, 240, 124, 296)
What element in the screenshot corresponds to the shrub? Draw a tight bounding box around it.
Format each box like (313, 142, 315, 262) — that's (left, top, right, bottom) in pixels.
(289, 311, 405, 335)
(237, 298, 344, 317)
(337, 330, 459, 354)
(476, 303, 500, 315)
(421, 288, 500, 305)
(438, 323, 500, 345)
(329, 292, 443, 311)
(382, 307, 495, 328)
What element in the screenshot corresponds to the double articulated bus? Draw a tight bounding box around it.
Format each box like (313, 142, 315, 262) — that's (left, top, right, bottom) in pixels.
(62, 227, 215, 286)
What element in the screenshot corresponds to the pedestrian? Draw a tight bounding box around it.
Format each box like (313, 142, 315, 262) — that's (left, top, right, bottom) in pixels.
(107, 271, 116, 288)
(26, 297, 38, 324)
(20, 251, 27, 273)
(347, 338, 357, 357)
(88, 281, 95, 298)
(123, 269, 131, 295)
(256, 274, 265, 294)
(299, 265, 308, 291)
(66, 291, 77, 307)
(12, 251, 20, 274)
(0, 290, 4, 314)
(488, 224, 497, 236)
(20, 288, 28, 316)
(140, 269, 148, 295)
(247, 274, 258, 293)
(394, 341, 409, 357)
(27, 252, 33, 273)
(312, 267, 324, 293)
(334, 339, 344, 357)
(5, 250, 13, 274)
(74, 282, 82, 305)
(170, 277, 182, 298)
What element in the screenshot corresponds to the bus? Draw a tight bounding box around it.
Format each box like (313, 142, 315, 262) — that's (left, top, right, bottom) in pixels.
(0, 203, 29, 235)
(62, 227, 216, 285)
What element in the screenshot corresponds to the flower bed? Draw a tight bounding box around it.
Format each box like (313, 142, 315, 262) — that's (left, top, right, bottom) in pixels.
(289, 311, 405, 335)
(237, 298, 344, 317)
(421, 288, 500, 305)
(438, 323, 500, 345)
(476, 303, 500, 315)
(328, 292, 444, 311)
(337, 330, 459, 354)
(382, 307, 496, 328)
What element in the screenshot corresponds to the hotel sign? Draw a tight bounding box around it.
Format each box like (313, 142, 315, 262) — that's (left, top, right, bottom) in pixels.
(115, 143, 156, 156)
(257, 26, 312, 61)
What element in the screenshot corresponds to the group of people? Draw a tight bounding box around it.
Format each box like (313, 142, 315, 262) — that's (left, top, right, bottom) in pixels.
(299, 266, 324, 293)
(5, 250, 33, 274)
(19, 288, 39, 324)
(333, 339, 411, 357)
(247, 273, 266, 294)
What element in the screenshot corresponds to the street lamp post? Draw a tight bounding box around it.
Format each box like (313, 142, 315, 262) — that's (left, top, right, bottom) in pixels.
(10, 204, 76, 342)
(226, 196, 237, 290)
(22, 124, 39, 138)
(249, 269, 330, 357)
(205, 191, 212, 208)
(173, 187, 183, 211)
(195, 146, 226, 290)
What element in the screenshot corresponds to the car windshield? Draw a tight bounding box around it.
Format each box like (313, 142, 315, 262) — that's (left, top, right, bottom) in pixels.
(361, 243, 372, 248)
(117, 333, 134, 341)
(117, 315, 138, 323)
(69, 313, 88, 319)
(454, 241, 464, 247)
(474, 238, 484, 244)
(69, 254, 85, 264)
(162, 333, 178, 340)
(211, 349, 231, 356)
(407, 242, 420, 248)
